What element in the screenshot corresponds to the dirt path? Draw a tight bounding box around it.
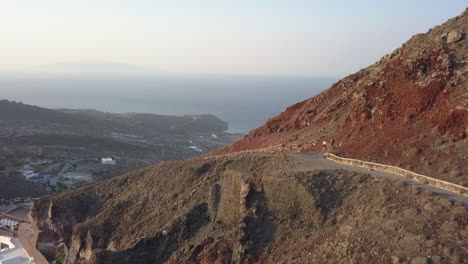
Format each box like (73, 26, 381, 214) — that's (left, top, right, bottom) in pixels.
(291, 152, 468, 205)
(206, 149, 467, 204)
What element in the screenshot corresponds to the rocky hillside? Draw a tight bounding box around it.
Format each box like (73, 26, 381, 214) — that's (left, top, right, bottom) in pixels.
(0, 172, 47, 199)
(0, 100, 239, 195)
(30, 9, 468, 264)
(214, 9, 468, 187)
(33, 155, 467, 264)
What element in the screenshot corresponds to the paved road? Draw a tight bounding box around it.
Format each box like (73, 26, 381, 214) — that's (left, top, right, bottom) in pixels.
(6, 202, 32, 220)
(291, 152, 468, 205)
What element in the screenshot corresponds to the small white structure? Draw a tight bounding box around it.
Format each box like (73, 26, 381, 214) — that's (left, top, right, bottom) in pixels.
(0, 236, 33, 264)
(0, 219, 18, 231)
(0, 214, 35, 264)
(101, 158, 116, 165)
(0, 236, 15, 250)
(188, 146, 203, 152)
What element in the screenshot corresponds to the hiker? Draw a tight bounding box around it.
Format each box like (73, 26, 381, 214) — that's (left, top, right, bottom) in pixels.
(331, 138, 335, 147)
(322, 140, 327, 151)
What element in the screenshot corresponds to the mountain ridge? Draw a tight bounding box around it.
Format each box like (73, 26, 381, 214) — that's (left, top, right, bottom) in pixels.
(212, 8, 468, 187)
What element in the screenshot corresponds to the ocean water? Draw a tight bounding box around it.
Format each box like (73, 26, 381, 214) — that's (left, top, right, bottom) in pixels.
(0, 75, 335, 134)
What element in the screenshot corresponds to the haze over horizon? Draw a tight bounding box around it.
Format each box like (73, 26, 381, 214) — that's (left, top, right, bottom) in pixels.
(1, 2, 467, 133)
(1, 1, 466, 77)
(1, 2, 467, 263)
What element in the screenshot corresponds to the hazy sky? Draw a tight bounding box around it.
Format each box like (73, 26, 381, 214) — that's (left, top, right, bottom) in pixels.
(1, 1, 466, 76)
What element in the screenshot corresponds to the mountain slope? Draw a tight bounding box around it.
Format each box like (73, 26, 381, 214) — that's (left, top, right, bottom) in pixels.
(214, 9, 468, 186)
(33, 155, 468, 264)
(0, 172, 47, 199)
(30, 9, 468, 264)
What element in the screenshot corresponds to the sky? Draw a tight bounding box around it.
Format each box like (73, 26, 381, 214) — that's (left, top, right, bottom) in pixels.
(0, 1, 466, 77)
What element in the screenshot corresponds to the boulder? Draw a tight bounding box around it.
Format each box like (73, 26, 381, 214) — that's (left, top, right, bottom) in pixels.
(446, 31, 464, 44)
(239, 182, 250, 199)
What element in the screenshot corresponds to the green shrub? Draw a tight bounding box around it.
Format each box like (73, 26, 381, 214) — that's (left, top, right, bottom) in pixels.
(406, 148, 421, 157)
(166, 192, 178, 201)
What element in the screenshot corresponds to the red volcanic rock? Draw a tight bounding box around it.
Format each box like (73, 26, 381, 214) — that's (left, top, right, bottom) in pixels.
(213, 9, 468, 186)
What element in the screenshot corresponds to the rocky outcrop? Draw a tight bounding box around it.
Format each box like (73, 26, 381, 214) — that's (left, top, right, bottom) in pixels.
(93, 203, 210, 264)
(446, 30, 464, 43)
(32, 155, 468, 263)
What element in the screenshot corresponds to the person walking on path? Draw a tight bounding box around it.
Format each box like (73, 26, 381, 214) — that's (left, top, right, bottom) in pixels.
(322, 140, 327, 152)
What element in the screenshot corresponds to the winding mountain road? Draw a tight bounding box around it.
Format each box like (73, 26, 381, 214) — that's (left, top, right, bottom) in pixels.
(291, 152, 468, 205)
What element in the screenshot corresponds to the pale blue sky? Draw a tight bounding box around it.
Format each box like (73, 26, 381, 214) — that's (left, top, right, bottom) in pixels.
(1, 1, 466, 76)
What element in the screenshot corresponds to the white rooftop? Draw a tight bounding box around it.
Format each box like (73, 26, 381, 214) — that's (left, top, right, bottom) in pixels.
(101, 158, 116, 165)
(0, 236, 33, 264)
(0, 219, 18, 229)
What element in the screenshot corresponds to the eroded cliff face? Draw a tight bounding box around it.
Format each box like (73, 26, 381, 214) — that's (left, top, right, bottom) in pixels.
(213, 9, 468, 186)
(33, 155, 467, 264)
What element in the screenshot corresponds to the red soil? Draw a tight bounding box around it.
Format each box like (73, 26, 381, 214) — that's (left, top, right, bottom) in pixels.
(213, 10, 468, 186)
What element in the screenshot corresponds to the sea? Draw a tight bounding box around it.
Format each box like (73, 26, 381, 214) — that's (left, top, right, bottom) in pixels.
(0, 75, 335, 134)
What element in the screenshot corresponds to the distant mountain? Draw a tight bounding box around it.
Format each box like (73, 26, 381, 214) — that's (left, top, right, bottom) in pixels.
(0, 100, 229, 136)
(10, 60, 156, 77)
(215, 8, 468, 187)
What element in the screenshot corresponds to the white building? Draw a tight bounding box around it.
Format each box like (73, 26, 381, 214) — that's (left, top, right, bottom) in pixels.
(0, 213, 46, 264)
(0, 236, 34, 264)
(101, 158, 116, 165)
(0, 216, 33, 264)
(0, 219, 18, 232)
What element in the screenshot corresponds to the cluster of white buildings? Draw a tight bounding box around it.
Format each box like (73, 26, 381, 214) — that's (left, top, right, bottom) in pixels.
(0, 236, 34, 264)
(0, 216, 34, 264)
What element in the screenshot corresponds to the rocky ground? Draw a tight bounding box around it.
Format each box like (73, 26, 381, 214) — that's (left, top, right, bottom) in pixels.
(32, 154, 467, 264)
(213, 8, 468, 187)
